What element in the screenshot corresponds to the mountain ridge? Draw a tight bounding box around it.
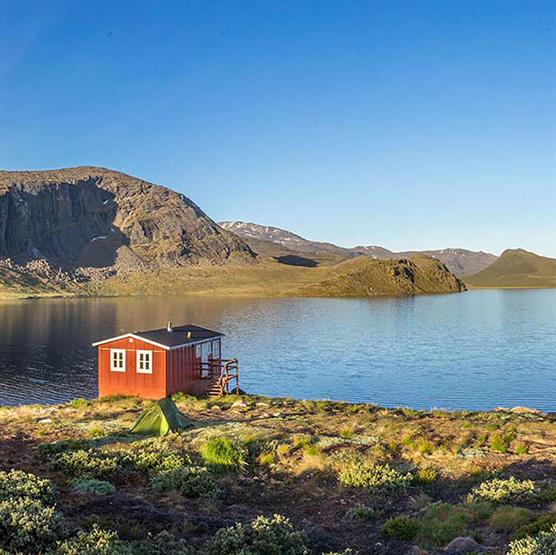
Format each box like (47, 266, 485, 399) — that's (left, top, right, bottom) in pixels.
(219, 220, 497, 276)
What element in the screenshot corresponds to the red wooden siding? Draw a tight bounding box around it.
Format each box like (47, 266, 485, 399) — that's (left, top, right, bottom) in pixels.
(98, 337, 166, 399)
(97, 336, 222, 399)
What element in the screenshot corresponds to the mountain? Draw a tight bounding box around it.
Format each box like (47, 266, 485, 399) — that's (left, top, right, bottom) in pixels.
(219, 221, 356, 259)
(293, 256, 466, 297)
(464, 249, 556, 288)
(0, 167, 255, 269)
(220, 220, 496, 275)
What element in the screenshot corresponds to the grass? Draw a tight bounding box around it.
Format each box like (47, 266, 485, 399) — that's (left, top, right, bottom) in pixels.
(0, 395, 555, 554)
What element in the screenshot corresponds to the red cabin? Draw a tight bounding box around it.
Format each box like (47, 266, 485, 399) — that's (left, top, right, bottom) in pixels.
(92, 323, 239, 399)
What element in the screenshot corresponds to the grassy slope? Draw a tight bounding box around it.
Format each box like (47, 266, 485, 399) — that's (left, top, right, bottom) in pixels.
(0, 396, 555, 554)
(0, 256, 465, 299)
(465, 249, 556, 288)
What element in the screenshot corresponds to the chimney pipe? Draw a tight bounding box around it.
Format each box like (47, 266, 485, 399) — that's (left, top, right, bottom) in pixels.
(167, 321, 173, 332)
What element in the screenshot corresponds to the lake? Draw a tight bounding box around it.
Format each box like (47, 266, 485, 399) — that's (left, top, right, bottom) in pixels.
(0, 289, 554, 411)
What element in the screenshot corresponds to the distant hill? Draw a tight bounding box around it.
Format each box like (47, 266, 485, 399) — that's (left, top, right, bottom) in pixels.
(465, 249, 556, 288)
(293, 256, 466, 297)
(0, 167, 255, 269)
(220, 220, 497, 275)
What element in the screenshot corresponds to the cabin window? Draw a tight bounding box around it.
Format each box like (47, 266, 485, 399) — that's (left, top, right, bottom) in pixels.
(195, 344, 201, 358)
(110, 349, 126, 372)
(213, 341, 220, 358)
(136, 350, 152, 374)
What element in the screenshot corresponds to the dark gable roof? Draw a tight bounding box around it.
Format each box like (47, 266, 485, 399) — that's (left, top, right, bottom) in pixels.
(136, 324, 224, 349)
(93, 324, 224, 349)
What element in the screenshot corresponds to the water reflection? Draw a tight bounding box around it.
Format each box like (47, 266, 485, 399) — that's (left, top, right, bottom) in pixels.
(0, 290, 554, 410)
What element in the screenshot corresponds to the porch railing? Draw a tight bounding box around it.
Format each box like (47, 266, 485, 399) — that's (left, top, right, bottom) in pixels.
(198, 358, 239, 396)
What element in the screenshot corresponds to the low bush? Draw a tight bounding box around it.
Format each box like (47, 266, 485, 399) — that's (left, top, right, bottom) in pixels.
(201, 437, 246, 472)
(381, 516, 420, 541)
(489, 506, 534, 532)
(151, 466, 220, 498)
(69, 478, 116, 496)
(468, 477, 538, 504)
(512, 514, 556, 540)
(205, 514, 308, 555)
(54, 525, 129, 555)
(52, 449, 120, 478)
(0, 469, 56, 504)
(131, 531, 191, 554)
(348, 505, 382, 520)
(507, 523, 556, 555)
(337, 458, 412, 493)
(418, 503, 470, 547)
(0, 497, 66, 553)
(120, 449, 191, 473)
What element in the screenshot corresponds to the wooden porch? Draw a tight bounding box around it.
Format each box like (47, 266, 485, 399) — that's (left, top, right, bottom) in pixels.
(199, 358, 240, 397)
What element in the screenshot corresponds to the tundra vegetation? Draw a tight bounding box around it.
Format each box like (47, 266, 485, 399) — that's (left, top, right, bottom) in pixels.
(0, 395, 554, 554)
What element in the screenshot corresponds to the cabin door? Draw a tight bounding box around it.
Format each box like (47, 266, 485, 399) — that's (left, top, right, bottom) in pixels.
(200, 342, 211, 378)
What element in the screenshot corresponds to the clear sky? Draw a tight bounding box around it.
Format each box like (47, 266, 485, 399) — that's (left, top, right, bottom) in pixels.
(1, 1, 554, 256)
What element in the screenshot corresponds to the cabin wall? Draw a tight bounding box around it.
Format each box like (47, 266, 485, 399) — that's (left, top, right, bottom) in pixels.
(166, 338, 222, 396)
(98, 337, 167, 399)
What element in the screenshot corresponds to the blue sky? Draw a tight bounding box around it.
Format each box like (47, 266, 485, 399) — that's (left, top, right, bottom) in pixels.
(1, 1, 554, 256)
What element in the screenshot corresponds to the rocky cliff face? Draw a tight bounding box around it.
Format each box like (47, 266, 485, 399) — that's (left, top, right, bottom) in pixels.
(0, 167, 255, 269)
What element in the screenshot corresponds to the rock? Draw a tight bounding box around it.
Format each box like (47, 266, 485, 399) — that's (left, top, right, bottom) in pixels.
(256, 402, 270, 407)
(0, 167, 255, 270)
(231, 400, 247, 409)
(510, 406, 542, 415)
(406, 547, 429, 555)
(37, 418, 52, 424)
(209, 405, 222, 412)
(443, 536, 492, 553)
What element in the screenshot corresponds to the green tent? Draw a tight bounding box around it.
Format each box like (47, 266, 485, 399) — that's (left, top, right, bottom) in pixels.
(131, 398, 193, 436)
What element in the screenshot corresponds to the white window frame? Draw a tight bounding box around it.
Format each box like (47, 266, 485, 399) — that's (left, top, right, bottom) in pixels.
(136, 350, 153, 374)
(110, 349, 126, 372)
(195, 344, 201, 358)
(213, 340, 220, 358)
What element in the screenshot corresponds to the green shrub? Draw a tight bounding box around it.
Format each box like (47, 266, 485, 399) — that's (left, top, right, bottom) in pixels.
(131, 531, 190, 554)
(416, 467, 438, 484)
(69, 478, 116, 496)
(201, 437, 246, 472)
(381, 516, 420, 541)
(120, 449, 191, 473)
(206, 514, 308, 555)
(469, 477, 538, 504)
(151, 466, 220, 498)
(54, 525, 129, 555)
(490, 432, 511, 453)
(507, 523, 556, 555)
(69, 398, 89, 409)
(513, 514, 556, 540)
(337, 459, 412, 493)
(348, 505, 382, 520)
(489, 506, 534, 532)
(0, 469, 56, 504)
(419, 503, 470, 547)
(40, 439, 91, 459)
(0, 497, 66, 553)
(52, 449, 120, 478)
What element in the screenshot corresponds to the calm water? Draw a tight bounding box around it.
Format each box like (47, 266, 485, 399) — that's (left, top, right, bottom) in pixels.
(0, 290, 554, 411)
